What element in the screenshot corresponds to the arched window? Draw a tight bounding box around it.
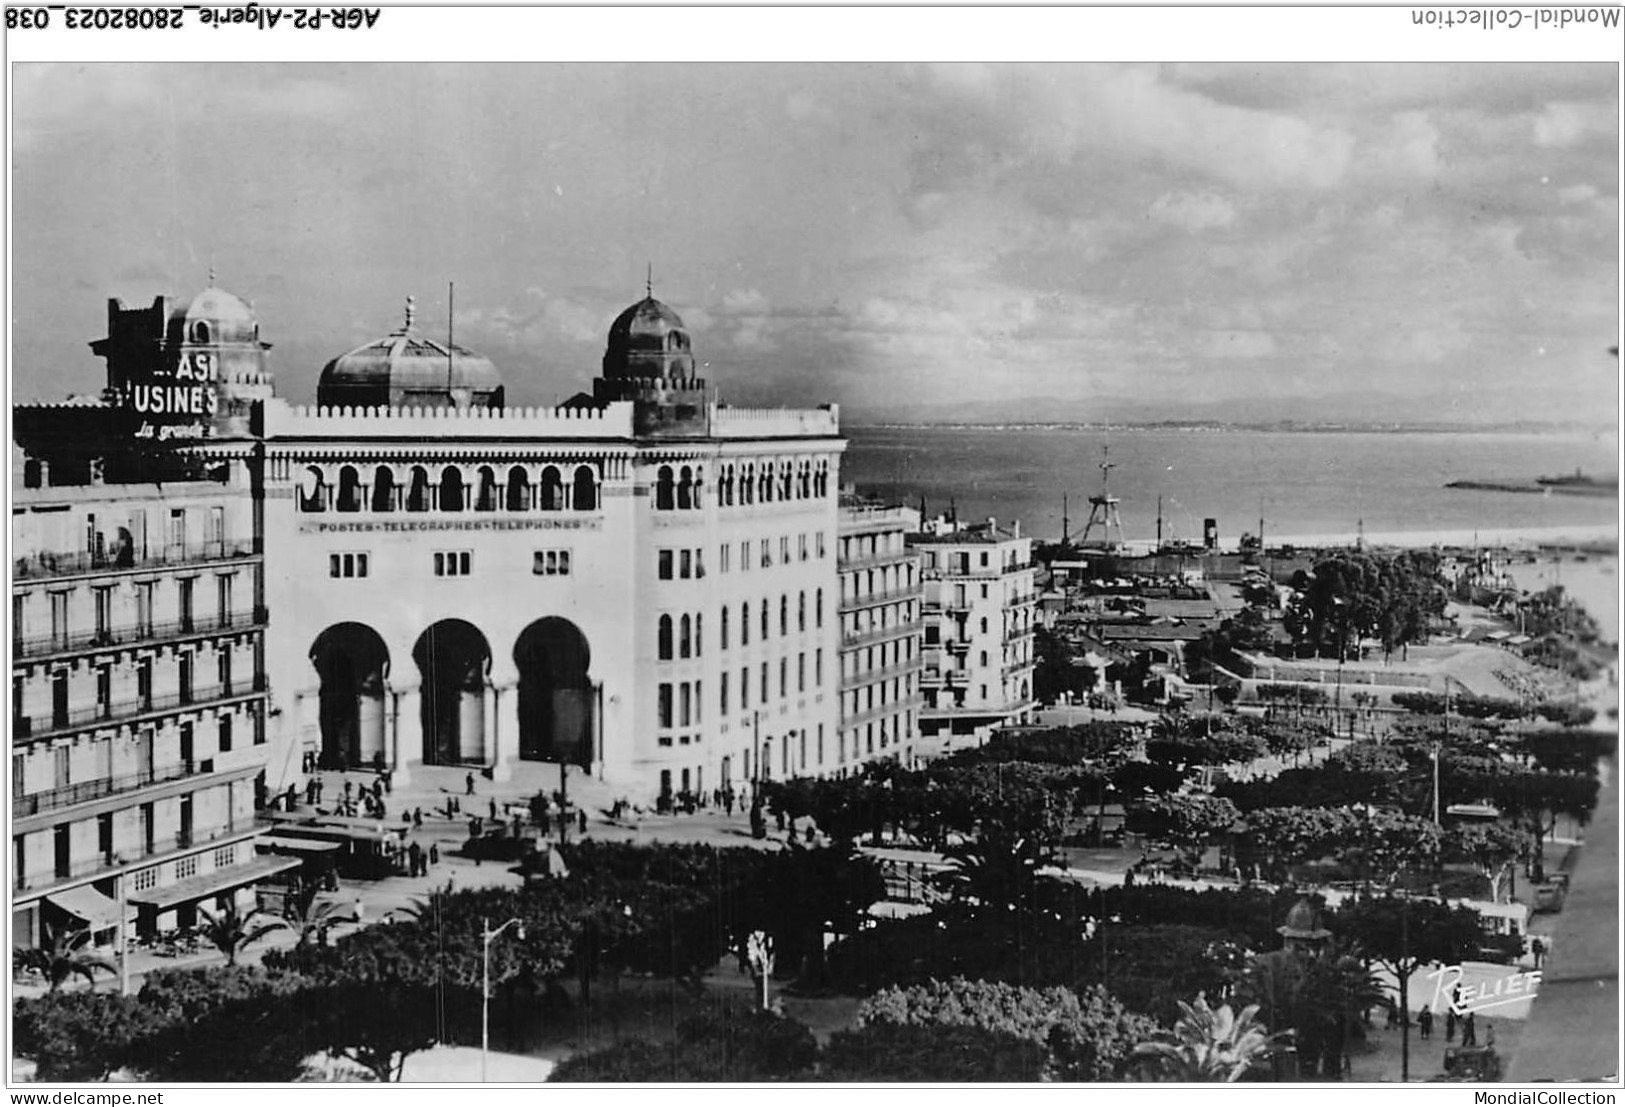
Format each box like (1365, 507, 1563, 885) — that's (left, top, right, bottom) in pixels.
(677, 466, 693, 510)
(760, 465, 774, 502)
(506, 467, 530, 512)
(658, 615, 673, 661)
(798, 592, 807, 632)
(406, 467, 431, 512)
(192, 321, 211, 344)
(541, 467, 564, 511)
(440, 468, 465, 512)
(680, 615, 692, 659)
(475, 466, 498, 512)
(695, 613, 703, 656)
(372, 467, 395, 512)
(691, 467, 704, 508)
(336, 466, 362, 513)
(761, 598, 770, 641)
(780, 596, 789, 636)
(741, 603, 750, 646)
(721, 465, 734, 506)
(815, 461, 828, 498)
(779, 463, 792, 500)
(742, 464, 755, 505)
(799, 462, 811, 499)
(656, 466, 675, 511)
(572, 465, 597, 511)
(816, 588, 824, 628)
(299, 467, 327, 512)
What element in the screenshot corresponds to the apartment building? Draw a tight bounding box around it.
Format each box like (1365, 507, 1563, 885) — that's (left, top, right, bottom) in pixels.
(907, 516, 1038, 742)
(11, 455, 282, 947)
(836, 493, 923, 770)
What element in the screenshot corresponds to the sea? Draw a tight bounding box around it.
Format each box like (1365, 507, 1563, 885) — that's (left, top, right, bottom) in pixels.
(843, 425, 1621, 639)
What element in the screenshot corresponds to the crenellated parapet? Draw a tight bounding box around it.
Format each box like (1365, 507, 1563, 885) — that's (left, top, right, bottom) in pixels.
(711, 403, 840, 438)
(261, 398, 636, 439)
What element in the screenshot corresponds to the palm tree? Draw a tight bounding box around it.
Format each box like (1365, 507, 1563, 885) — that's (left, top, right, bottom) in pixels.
(935, 828, 1051, 918)
(286, 894, 357, 949)
(197, 902, 289, 966)
(1131, 994, 1287, 1082)
(15, 926, 118, 992)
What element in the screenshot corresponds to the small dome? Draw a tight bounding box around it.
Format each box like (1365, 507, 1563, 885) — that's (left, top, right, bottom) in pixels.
(170, 284, 260, 346)
(318, 297, 504, 410)
(1277, 897, 1332, 941)
(602, 296, 695, 381)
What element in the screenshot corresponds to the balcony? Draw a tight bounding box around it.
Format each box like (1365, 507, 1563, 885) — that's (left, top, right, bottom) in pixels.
(14, 611, 261, 663)
(838, 586, 921, 614)
(839, 657, 923, 691)
(841, 619, 924, 650)
(15, 678, 267, 744)
(837, 549, 918, 574)
(945, 638, 971, 654)
(14, 761, 205, 818)
(13, 540, 258, 583)
(15, 824, 251, 894)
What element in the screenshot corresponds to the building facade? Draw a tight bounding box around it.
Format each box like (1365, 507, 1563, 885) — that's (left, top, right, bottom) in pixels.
(10, 449, 284, 947)
(836, 493, 923, 769)
(246, 292, 845, 802)
(908, 517, 1038, 741)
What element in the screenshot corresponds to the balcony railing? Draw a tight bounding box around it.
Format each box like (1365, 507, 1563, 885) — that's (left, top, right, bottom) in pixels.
(837, 549, 918, 574)
(14, 611, 261, 661)
(14, 761, 202, 818)
(15, 678, 267, 743)
(839, 658, 923, 691)
(838, 586, 921, 613)
(842, 619, 924, 650)
(15, 824, 245, 894)
(13, 540, 257, 582)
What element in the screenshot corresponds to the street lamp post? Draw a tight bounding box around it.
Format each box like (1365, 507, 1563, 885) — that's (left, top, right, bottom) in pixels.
(481, 915, 526, 1082)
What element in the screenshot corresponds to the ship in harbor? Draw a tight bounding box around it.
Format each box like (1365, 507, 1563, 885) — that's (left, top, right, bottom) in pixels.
(1446, 468, 1618, 498)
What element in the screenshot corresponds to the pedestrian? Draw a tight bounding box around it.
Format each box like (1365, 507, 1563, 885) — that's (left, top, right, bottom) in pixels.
(1385, 1001, 1397, 1030)
(490, 797, 498, 821)
(408, 841, 423, 877)
(1418, 1006, 1433, 1040)
(466, 772, 475, 796)
(343, 779, 353, 801)
(414, 807, 424, 828)
(429, 843, 439, 866)
(1485, 1023, 1496, 1049)
(578, 809, 587, 835)
(353, 898, 365, 924)
(1532, 937, 1546, 969)
(1462, 1012, 1477, 1048)
(382, 769, 392, 795)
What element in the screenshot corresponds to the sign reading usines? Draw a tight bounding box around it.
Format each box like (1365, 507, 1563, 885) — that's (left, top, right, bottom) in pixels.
(300, 517, 604, 535)
(123, 350, 219, 440)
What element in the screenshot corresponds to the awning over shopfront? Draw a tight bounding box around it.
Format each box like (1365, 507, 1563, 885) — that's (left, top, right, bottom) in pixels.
(45, 884, 135, 930)
(258, 835, 343, 854)
(126, 855, 302, 912)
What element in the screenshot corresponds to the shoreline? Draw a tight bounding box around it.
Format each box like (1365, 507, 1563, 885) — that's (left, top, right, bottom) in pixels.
(1105, 523, 1619, 556)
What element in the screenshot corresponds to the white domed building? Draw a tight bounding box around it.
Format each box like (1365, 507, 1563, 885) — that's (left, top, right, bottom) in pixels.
(256, 291, 850, 800)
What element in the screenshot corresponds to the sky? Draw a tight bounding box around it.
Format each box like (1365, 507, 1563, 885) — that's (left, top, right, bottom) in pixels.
(10, 62, 1620, 426)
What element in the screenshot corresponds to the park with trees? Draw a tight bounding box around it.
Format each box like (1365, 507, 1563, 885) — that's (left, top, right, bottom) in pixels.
(14, 547, 1612, 1082)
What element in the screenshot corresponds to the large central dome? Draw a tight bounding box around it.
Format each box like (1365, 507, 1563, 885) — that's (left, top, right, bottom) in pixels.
(602, 296, 695, 382)
(317, 298, 504, 410)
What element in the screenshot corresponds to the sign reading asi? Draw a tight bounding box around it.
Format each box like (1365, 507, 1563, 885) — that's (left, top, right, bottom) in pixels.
(123, 350, 219, 439)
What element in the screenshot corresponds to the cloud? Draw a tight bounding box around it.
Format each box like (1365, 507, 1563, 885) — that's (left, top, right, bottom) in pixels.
(1556, 183, 1598, 204)
(1533, 101, 1616, 147)
(1147, 191, 1237, 232)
